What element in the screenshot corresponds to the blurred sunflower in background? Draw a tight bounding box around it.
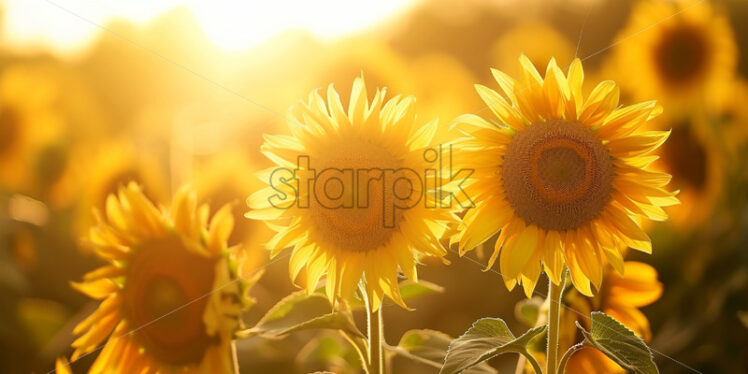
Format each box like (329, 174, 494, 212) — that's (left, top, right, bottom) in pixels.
(608, 0, 737, 112)
(309, 37, 415, 106)
(71, 141, 169, 238)
(192, 150, 273, 276)
(649, 114, 725, 230)
(0, 64, 66, 193)
(408, 53, 481, 142)
(714, 80, 748, 159)
(247, 77, 454, 310)
(69, 183, 247, 373)
(490, 21, 575, 77)
(452, 56, 677, 297)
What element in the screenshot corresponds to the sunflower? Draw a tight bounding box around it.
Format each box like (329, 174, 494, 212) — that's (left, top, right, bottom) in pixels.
(0, 64, 66, 192)
(407, 53, 482, 147)
(308, 37, 415, 106)
(651, 114, 724, 230)
(608, 0, 737, 112)
(70, 183, 244, 373)
(452, 56, 677, 297)
(562, 261, 663, 373)
(192, 150, 273, 275)
(246, 77, 454, 310)
(55, 358, 72, 374)
(715, 80, 748, 159)
(490, 21, 575, 78)
(409, 53, 481, 132)
(72, 141, 168, 237)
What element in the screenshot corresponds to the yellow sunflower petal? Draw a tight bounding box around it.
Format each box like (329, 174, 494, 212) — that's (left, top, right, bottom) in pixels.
(499, 223, 539, 280)
(71, 278, 119, 300)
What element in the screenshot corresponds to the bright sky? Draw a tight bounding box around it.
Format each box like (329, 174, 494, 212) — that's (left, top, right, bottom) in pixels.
(1, 0, 417, 55)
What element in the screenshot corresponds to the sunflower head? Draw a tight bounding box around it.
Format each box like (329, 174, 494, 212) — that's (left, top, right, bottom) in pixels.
(247, 76, 454, 311)
(651, 115, 724, 230)
(311, 38, 414, 106)
(409, 53, 481, 138)
(71, 183, 248, 373)
(490, 21, 574, 78)
(610, 0, 737, 111)
(453, 55, 677, 297)
(72, 141, 168, 237)
(0, 64, 66, 191)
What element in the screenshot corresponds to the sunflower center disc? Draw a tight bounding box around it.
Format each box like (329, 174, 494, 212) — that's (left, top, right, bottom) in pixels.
(661, 122, 707, 190)
(123, 235, 218, 366)
(502, 120, 613, 231)
(309, 138, 406, 252)
(655, 24, 709, 85)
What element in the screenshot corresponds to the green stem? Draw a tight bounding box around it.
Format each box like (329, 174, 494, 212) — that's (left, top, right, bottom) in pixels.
(366, 304, 385, 374)
(231, 340, 240, 374)
(557, 342, 585, 374)
(546, 273, 565, 374)
(342, 331, 370, 372)
(514, 354, 528, 374)
(520, 350, 544, 374)
(515, 309, 548, 374)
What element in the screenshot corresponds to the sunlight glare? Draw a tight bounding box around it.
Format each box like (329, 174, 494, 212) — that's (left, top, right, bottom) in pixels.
(1, 0, 417, 55)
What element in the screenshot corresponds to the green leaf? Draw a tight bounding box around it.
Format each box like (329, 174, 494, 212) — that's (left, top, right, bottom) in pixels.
(238, 291, 363, 339)
(577, 311, 659, 374)
(399, 329, 451, 364)
(395, 329, 496, 373)
(399, 280, 445, 300)
(514, 297, 544, 327)
(347, 280, 444, 309)
(297, 334, 362, 373)
(440, 318, 547, 374)
(17, 298, 69, 348)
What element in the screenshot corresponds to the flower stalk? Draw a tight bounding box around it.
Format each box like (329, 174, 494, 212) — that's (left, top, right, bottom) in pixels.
(546, 271, 566, 374)
(231, 341, 240, 374)
(366, 301, 385, 374)
(557, 342, 585, 374)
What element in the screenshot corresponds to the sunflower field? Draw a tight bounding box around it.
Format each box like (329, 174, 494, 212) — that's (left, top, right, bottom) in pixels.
(0, 0, 747, 373)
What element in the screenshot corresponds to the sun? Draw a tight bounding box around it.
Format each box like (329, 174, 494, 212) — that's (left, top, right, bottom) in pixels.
(246, 76, 455, 310)
(69, 183, 247, 373)
(452, 55, 678, 297)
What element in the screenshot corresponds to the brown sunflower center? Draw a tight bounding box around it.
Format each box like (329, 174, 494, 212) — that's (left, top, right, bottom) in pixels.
(654, 24, 709, 85)
(309, 137, 408, 252)
(661, 123, 707, 190)
(502, 120, 613, 231)
(123, 235, 218, 366)
(0, 106, 20, 156)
